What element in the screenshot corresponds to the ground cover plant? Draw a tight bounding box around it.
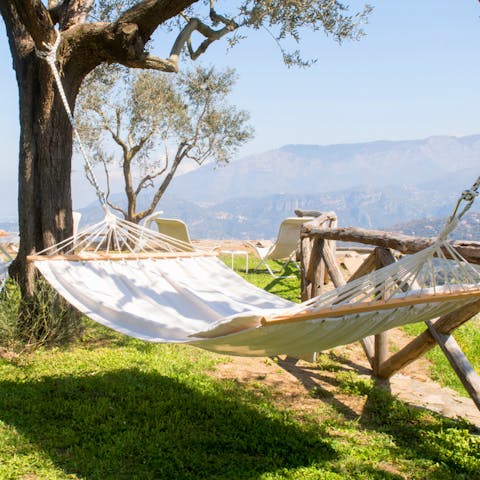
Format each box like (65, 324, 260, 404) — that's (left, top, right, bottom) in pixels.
(0, 257, 479, 479)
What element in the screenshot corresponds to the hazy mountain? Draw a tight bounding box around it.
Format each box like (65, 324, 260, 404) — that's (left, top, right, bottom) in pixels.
(166, 135, 480, 203)
(390, 213, 480, 240)
(0, 222, 18, 233)
(78, 179, 478, 240)
(76, 134, 480, 240)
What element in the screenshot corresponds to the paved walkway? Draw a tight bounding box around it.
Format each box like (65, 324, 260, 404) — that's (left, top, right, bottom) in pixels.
(383, 373, 480, 427)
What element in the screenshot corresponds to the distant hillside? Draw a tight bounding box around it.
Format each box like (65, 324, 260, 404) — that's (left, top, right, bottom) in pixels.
(0, 222, 18, 233)
(390, 213, 480, 241)
(167, 134, 480, 203)
(79, 181, 479, 240)
(77, 134, 480, 240)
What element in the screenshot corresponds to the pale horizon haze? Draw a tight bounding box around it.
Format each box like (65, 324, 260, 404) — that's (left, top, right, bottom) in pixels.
(1, 1, 480, 221)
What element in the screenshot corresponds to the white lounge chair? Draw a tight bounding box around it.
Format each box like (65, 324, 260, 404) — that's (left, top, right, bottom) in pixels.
(146, 215, 195, 252)
(247, 216, 313, 277)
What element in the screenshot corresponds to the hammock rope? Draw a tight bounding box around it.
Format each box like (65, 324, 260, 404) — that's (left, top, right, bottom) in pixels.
(35, 30, 108, 209)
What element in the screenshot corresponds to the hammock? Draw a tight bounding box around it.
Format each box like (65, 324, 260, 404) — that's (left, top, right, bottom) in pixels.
(29, 29, 480, 357)
(28, 207, 480, 357)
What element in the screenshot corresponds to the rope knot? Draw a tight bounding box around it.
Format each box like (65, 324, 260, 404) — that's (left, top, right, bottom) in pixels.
(34, 29, 61, 65)
(461, 189, 478, 203)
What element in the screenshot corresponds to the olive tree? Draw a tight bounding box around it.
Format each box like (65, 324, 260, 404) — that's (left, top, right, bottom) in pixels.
(0, 0, 371, 299)
(76, 64, 253, 223)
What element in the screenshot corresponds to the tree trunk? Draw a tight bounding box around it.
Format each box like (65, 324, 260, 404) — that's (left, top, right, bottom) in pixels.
(10, 53, 76, 298)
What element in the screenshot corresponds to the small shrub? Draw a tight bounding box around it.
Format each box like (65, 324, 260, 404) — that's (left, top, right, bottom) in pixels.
(421, 428, 480, 473)
(336, 371, 374, 396)
(0, 277, 83, 352)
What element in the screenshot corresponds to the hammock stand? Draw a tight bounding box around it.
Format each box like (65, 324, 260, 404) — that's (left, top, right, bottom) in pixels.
(299, 211, 480, 410)
(31, 30, 480, 411)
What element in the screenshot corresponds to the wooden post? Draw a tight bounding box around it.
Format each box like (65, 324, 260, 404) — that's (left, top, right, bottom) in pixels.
(298, 211, 337, 302)
(324, 216, 337, 285)
(374, 334, 389, 377)
(318, 240, 379, 367)
(425, 320, 480, 410)
(300, 236, 312, 301)
(319, 240, 345, 289)
(377, 297, 480, 378)
(372, 247, 396, 376)
(348, 251, 377, 282)
(307, 238, 326, 297)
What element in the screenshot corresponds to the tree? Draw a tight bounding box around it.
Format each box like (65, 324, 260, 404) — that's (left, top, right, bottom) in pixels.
(76, 64, 253, 223)
(0, 0, 371, 298)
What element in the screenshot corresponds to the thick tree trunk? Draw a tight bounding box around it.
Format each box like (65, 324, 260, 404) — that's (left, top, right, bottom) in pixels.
(10, 53, 76, 298)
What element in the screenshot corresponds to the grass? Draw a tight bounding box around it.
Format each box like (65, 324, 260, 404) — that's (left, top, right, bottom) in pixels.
(218, 254, 302, 303)
(402, 316, 480, 396)
(1, 326, 480, 479)
(0, 257, 479, 478)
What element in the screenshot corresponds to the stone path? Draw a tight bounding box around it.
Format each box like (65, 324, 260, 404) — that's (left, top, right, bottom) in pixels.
(384, 373, 480, 426)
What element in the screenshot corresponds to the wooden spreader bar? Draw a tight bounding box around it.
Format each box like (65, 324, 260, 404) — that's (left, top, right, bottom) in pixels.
(27, 251, 218, 262)
(261, 288, 480, 326)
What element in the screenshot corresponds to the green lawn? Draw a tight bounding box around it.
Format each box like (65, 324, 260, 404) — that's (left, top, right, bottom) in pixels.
(0, 257, 479, 479)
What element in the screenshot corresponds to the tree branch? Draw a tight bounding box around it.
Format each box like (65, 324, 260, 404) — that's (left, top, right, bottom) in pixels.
(102, 114, 129, 160)
(51, 0, 95, 30)
(118, 0, 195, 41)
(171, 13, 238, 64)
(136, 143, 188, 221)
(135, 166, 168, 196)
(129, 131, 153, 159)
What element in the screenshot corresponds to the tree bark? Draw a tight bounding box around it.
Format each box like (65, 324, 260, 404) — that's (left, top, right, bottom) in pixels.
(15, 57, 77, 296)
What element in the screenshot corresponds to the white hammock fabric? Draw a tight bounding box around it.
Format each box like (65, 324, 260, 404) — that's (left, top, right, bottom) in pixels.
(31, 213, 480, 357)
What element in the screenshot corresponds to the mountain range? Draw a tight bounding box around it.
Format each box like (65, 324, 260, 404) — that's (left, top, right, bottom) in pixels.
(165, 134, 480, 202)
(75, 134, 480, 240)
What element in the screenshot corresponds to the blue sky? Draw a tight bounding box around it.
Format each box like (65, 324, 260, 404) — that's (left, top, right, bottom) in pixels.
(1, 1, 480, 220)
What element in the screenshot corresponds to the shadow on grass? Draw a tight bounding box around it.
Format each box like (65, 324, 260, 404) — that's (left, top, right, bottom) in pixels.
(275, 355, 480, 479)
(0, 368, 335, 480)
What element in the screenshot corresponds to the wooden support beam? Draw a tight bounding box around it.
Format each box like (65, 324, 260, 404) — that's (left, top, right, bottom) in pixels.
(425, 320, 480, 410)
(348, 251, 377, 282)
(362, 335, 375, 367)
(300, 236, 313, 301)
(306, 226, 480, 265)
(377, 297, 480, 378)
(318, 240, 381, 366)
(308, 238, 325, 297)
(263, 288, 480, 325)
(374, 332, 389, 377)
(320, 240, 345, 288)
(372, 247, 397, 376)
